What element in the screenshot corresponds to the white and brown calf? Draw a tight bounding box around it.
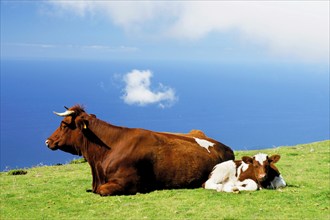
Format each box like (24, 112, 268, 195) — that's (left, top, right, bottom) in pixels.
(203, 153, 286, 193)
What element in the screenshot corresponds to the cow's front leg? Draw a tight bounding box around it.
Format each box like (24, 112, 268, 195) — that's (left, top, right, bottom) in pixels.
(97, 181, 125, 196)
(221, 181, 237, 192)
(96, 178, 139, 196)
(235, 179, 258, 191)
(96, 167, 139, 196)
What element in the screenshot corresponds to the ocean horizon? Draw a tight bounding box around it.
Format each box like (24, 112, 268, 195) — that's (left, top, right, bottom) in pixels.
(1, 59, 329, 171)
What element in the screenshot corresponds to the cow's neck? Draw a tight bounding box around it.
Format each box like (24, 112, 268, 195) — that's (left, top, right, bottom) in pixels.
(79, 118, 121, 191)
(80, 135, 108, 162)
(82, 117, 124, 154)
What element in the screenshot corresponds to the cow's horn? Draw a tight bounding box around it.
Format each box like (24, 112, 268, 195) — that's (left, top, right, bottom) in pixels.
(53, 110, 75, 117)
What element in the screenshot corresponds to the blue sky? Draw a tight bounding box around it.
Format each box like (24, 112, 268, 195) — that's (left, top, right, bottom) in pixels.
(1, 1, 329, 62)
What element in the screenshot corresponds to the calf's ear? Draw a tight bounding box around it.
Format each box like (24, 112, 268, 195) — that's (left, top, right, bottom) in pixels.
(269, 154, 281, 163)
(242, 156, 253, 164)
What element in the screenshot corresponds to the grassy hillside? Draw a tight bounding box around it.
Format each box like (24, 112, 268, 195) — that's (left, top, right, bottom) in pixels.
(1, 140, 329, 219)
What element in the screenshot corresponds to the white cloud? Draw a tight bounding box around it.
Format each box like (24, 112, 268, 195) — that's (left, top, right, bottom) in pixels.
(4, 43, 138, 52)
(6, 43, 57, 48)
(122, 70, 177, 108)
(46, 1, 329, 62)
(166, 1, 329, 61)
(46, 1, 180, 31)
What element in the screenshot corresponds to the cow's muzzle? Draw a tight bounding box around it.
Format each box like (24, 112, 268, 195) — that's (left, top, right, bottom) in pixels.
(257, 173, 267, 181)
(45, 139, 57, 150)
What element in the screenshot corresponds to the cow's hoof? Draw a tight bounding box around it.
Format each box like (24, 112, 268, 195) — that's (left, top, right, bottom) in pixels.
(232, 187, 240, 193)
(216, 184, 223, 192)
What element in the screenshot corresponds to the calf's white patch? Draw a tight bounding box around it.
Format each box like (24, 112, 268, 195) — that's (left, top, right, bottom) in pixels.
(254, 153, 268, 165)
(237, 161, 249, 177)
(194, 137, 214, 153)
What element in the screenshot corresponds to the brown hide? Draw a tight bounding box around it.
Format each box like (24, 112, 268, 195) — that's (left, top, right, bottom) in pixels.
(234, 161, 258, 183)
(46, 105, 235, 196)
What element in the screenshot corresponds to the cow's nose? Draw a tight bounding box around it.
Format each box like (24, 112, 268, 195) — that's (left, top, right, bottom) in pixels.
(258, 173, 266, 180)
(45, 139, 50, 146)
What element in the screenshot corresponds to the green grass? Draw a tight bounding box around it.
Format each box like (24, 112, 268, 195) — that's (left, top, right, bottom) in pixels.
(1, 140, 329, 219)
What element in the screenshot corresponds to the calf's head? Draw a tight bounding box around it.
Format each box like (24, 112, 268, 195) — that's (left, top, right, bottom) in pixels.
(242, 153, 281, 183)
(45, 106, 92, 155)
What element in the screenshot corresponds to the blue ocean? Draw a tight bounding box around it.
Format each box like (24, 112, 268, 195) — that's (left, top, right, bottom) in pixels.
(1, 59, 329, 170)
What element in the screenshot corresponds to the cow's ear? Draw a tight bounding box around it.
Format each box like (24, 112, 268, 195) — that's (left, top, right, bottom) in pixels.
(76, 116, 89, 130)
(82, 120, 88, 130)
(242, 156, 253, 164)
(269, 154, 281, 163)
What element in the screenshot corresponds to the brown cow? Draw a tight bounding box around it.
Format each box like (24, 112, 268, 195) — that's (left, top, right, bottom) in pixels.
(203, 153, 286, 192)
(45, 105, 234, 196)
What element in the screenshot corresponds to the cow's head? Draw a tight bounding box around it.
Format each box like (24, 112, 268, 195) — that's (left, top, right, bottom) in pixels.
(45, 105, 92, 156)
(242, 153, 281, 183)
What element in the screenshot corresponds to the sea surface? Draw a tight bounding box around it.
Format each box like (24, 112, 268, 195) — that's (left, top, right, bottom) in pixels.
(1, 59, 329, 170)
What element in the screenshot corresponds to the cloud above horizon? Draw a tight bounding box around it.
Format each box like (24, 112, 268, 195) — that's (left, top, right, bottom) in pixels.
(4, 43, 138, 52)
(46, 1, 329, 62)
(122, 70, 177, 108)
